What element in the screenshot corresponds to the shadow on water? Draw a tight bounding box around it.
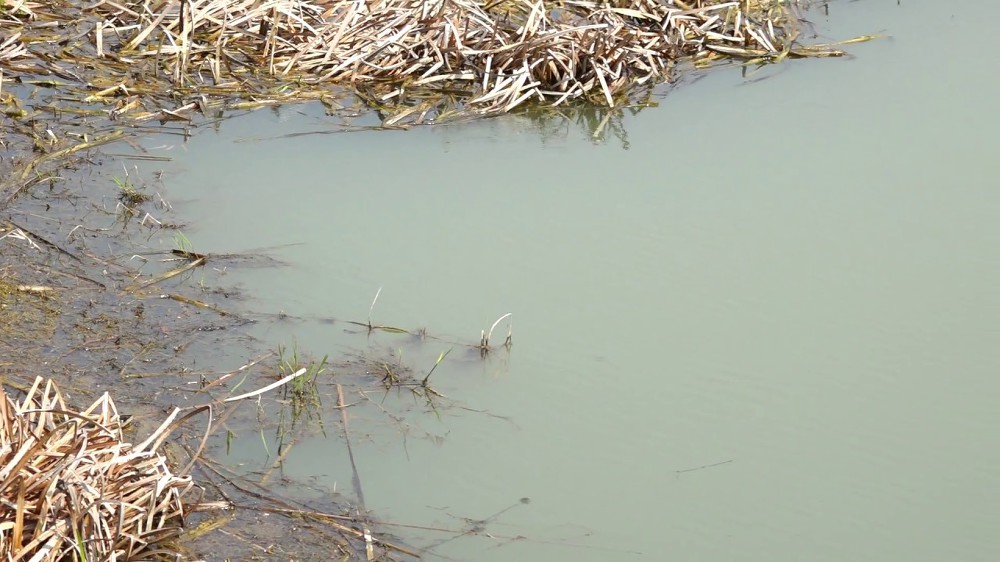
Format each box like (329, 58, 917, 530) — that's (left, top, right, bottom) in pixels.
(221, 96, 659, 150)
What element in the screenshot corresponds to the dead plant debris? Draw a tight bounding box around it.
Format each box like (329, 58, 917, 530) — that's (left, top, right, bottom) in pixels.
(0, 0, 851, 127)
(0, 377, 192, 561)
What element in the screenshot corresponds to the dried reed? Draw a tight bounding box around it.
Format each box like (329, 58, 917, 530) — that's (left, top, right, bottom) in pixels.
(0, 377, 191, 561)
(0, 0, 843, 124)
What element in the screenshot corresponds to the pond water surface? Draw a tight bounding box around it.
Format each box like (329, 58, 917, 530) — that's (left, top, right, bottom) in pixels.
(137, 1, 999, 560)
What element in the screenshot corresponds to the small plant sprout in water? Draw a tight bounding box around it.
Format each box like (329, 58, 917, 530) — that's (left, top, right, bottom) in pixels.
(173, 231, 194, 254)
(480, 313, 513, 355)
(352, 286, 408, 334)
(421, 347, 454, 388)
(278, 343, 328, 401)
(169, 231, 209, 266)
(368, 286, 382, 330)
(114, 166, 148, 208)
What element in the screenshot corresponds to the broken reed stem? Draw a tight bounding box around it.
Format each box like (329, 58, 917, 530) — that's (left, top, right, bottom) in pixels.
(0, 364, 324, 560)
(0, 1, 844, 123)
(0, 377, 192, 561)
(486, 312, 512, 347)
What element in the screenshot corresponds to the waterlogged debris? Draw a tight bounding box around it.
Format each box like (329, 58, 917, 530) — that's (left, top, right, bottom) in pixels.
(163, 293, 234, 317)
(0, 131, 126, 204)
(126, 256, 206, 292)
(1, 219, 80, 261)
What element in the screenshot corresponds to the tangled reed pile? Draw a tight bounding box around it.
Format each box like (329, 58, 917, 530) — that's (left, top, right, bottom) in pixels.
(0, 378, 191, 561)
(0, 0, 839, 123)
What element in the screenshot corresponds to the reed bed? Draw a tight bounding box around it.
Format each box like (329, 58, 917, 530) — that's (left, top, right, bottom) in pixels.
(0, 0, 841, 124)
(0, 377, 191, 561)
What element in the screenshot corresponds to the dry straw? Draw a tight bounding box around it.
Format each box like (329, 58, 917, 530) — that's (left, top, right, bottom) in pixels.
(0, 1, 845, 123)
(0, 377, 191, 561)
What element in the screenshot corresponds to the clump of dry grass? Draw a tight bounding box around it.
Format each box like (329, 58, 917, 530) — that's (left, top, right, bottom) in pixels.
(0, 377, 191, 561)
(0, 0, 850, 125)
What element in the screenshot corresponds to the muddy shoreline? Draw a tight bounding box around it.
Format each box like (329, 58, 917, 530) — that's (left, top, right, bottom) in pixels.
(1, 129, 428, 558)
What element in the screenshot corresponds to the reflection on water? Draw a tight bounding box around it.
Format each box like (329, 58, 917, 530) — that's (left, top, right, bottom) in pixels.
(138, 2, 1000, 560)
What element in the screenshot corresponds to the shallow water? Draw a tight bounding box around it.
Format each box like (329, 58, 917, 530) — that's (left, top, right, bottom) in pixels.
(138, 1, 999, 560)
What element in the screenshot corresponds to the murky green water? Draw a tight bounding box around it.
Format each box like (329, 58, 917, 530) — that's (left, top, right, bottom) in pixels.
(139, 2, 999, 560)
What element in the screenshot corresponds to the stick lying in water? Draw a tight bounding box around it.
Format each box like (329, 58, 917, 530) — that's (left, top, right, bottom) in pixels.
(337, 382, 376, 560)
